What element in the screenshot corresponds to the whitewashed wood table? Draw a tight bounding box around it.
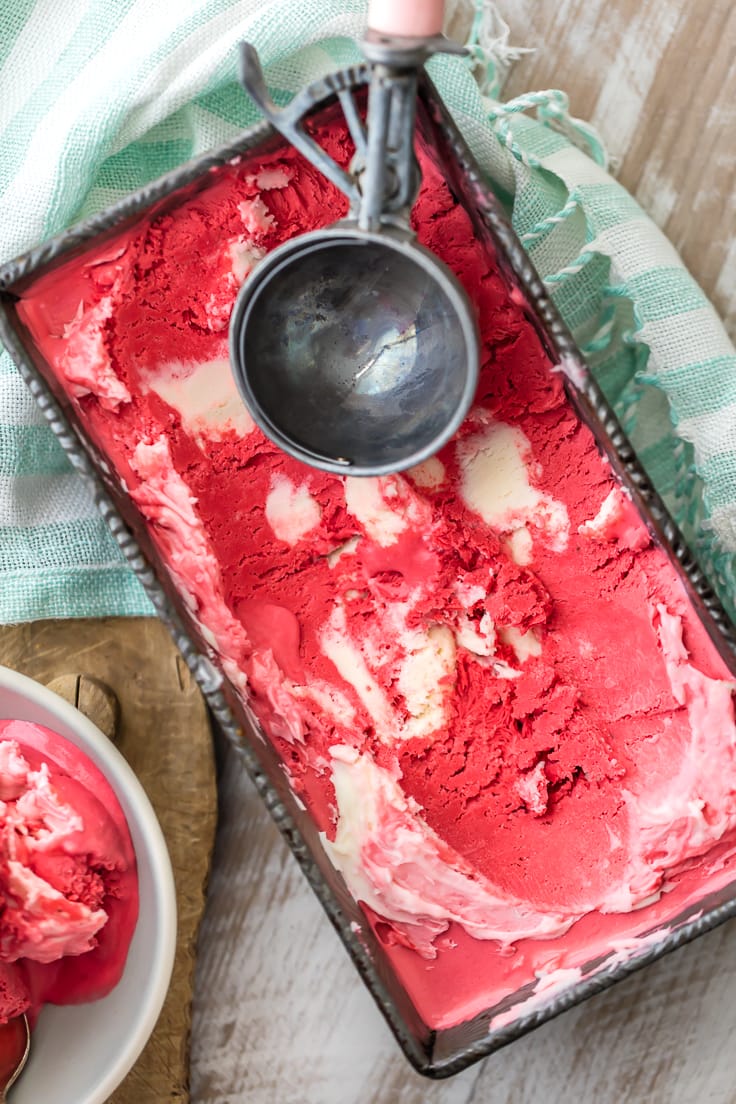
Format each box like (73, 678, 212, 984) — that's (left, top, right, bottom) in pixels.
(190, 2, 736, 1102)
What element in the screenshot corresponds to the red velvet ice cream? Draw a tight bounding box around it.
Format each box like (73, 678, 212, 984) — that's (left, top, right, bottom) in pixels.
(14, 117, 736, 1031)
(0, 720, 138, 1024)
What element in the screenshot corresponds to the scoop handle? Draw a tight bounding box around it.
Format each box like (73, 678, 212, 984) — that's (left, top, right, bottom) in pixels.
(239, 43, 360, 204)
(367, 0, 445, 37)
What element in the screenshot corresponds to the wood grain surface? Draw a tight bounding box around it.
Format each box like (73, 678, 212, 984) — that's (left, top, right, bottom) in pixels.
(190, 2, 736, 1103)
(0, 618, 217, 1104)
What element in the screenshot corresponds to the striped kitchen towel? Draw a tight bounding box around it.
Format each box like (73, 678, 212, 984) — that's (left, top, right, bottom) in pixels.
(1, 0, 734, 622)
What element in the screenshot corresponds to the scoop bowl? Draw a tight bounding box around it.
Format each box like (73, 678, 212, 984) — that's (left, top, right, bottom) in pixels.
(229, 224, 480, 476)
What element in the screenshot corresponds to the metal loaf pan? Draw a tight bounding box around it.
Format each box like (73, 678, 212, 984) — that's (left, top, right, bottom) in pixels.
(1, 67, 736, 1077)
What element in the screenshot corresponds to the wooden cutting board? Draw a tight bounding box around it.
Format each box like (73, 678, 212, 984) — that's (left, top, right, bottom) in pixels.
(0, 616, 218, 1103)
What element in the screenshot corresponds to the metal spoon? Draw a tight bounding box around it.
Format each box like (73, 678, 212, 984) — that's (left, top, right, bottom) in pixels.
(229, 2, 479, 476)
(0, 1015, 30, 1101)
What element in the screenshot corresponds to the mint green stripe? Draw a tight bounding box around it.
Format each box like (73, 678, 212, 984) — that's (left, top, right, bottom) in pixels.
(321, 37, 365, 67)
(626, 268, 707, 322)
(635, 441, 681, 497)
(654, 356, 736, 419)
(549, 251, 612, 331)
(427, 55, 501, 158)
(595, 339, 650, 410)
(0, 564, 152, 621)
(0, 426, 70, 476)
(513, 114, 570, 159)
(0, 0, 36, 70)
(93, 139, 193, 193)
(578, 184, 642, 231)
(699, 454, 736, 508)
(194, 83, 255, 130)
(138, 114, 196, 146)
(270, 88, 294, 109)
(0, 350, 19, 377)
(516, 172, 569, 237)
(75, 185, 134, 223)
(0, 517, 127, 568)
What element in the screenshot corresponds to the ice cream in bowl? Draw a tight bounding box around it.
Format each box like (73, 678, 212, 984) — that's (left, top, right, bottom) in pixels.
(0, 664, 176, 1103)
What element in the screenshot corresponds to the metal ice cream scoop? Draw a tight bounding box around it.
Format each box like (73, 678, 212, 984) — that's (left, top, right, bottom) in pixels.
(0, 1015, 29, 1102)
(229, 0, 479, 476)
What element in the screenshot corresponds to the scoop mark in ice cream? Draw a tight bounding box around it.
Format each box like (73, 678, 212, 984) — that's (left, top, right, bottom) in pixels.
(322, 745, 575, 958)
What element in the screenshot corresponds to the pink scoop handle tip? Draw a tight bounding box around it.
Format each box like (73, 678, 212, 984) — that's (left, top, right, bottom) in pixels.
(367, 0, 445, 38)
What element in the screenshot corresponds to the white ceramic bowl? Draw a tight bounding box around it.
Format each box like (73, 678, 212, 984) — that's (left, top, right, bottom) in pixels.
(0, 664, 177, 1104)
